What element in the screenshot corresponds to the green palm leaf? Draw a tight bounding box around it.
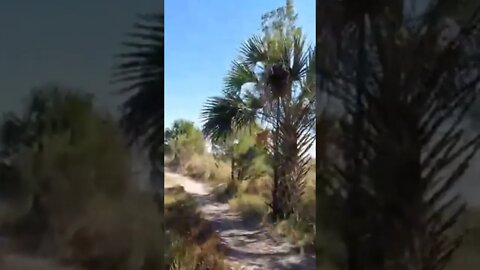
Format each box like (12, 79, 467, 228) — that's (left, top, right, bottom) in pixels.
(239, 35, 268, 67)
(201, 94, 259, 142)
(223, 60, 258, 95)
(202, 27, 313, 143)
(290, 35, 310, 81)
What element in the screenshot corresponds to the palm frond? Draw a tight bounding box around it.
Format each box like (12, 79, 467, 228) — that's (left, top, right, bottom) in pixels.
(239, 36, 268, 68)
(201, 94, 259, 142)
(289, 35, 310, 81)
(317, 0, 480, 268)
(113, 12, 164, 147)
(223, 60, 258, 95)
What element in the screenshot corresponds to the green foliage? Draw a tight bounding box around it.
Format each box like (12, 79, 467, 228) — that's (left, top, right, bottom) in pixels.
(237, 150, 271, 180)
(201, 0, 315, 221)
(261, 0, 297, 36)
(213, 125, 271, 181)
(0, 86, 127, 216)
(0, 87, 166, 269)
(12, 116, 131, 223)
(165, 120, 205, 163)
(261, 0, 302, 51)
(0, 85, 96, 156)
(201, 0, 314, 140)
(210, 126, 257, 159)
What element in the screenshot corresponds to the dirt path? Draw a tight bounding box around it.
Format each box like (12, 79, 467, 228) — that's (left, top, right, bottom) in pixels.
(165, 172, 316, 270)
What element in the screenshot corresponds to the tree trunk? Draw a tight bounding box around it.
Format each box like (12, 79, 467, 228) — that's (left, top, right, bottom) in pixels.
(231, 150, 235, 181)
(271, 99, 282, 220)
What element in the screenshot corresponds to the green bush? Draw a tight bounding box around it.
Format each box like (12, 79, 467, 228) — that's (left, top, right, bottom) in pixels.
(0, 88, 166, 270)
(10, 117, 131, 233)
(165, 120, 206, 168)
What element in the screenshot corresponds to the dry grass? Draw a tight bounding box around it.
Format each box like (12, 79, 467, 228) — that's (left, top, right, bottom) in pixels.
(164, 184, 228, 270)
(0, 190, 164, 270)
(229, 194, 268, 223)
(170, 153, 231, 184)
(167, 152, 317, 258)
(58, 192, 163, 270)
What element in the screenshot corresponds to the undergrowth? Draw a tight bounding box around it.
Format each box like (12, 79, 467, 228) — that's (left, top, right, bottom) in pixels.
(166, 151, 317, 256)
(164, 185, 228, 270)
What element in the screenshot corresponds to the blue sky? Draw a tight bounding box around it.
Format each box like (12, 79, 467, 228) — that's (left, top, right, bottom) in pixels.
(165, 0, 315, 129)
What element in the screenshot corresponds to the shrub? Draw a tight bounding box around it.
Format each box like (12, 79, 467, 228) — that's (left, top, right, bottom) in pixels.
(274, 217, 315, 252)
(243, 176, 272, 200)
(207, 160, 230, 183)
(0, 89, 162, 269)
(168, 236, 227, 270)
(228, 194, 268, 223)
(179, 153, 230, 184)
(5, 116, 132, 245)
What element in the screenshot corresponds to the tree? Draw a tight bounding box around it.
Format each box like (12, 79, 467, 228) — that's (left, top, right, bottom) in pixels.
(210, 125, 270, 181)
(0, 85, 96, 158)
(0, 85, 99, 217)
(318, 1, 480, 269)
(317, 1, 405, 268)
(0, 86, 131, 250)
(113, 13, 164, 167)
(165, 119, 205, 166)
(201, 0, 315, 220)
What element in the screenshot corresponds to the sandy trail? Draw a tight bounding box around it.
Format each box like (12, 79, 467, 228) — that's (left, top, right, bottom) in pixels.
(165, 172, 316, 270)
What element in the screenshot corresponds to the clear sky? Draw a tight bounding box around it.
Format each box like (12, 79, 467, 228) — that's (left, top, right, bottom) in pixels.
(0, 0, 159, 115)
(165, 0, 315, 129)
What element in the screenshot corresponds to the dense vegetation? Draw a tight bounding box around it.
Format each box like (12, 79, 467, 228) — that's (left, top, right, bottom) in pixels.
(0, 0, 480, 270)
(164, 118, 316, 268)
(0, 87, 163, 269)
(201, 0, 315, 222)
(0, 11, 165, 270)
(316, 0, 480, 269)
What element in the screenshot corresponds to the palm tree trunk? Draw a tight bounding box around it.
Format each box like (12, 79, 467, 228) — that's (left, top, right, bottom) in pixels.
(347, 15, 367, 270)
(272, 98, 281, 220)
(231, 147, 235, 181)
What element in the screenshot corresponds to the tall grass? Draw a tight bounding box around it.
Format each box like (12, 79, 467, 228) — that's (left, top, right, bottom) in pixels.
(167, 153, 231, 184)
(164, 182, 228, 270)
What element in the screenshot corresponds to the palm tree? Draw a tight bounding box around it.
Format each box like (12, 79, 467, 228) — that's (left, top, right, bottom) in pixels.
(318, 0, 480, 269)
(113, 13, 164, 166)
(317, 1, 403, 268)
(202, 1, 315, 220)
